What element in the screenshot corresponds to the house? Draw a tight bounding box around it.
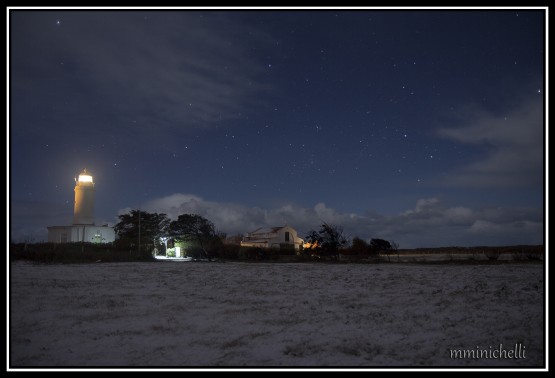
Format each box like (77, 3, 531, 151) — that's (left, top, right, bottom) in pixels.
(241, 225, 304, 252)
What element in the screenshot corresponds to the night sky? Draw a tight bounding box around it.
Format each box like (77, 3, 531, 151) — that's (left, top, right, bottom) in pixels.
(9, 8, 546, 248)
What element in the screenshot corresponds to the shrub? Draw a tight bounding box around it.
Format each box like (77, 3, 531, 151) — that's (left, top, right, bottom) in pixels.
(186, 246, 206, 260)
(238, 246, 266, 260)
(217, 244, 241, 260)
(512, 250, 528, 261)
(484, 248, 501, 261)
(9, 242, 155, 263)
(526, 250, 543, 261)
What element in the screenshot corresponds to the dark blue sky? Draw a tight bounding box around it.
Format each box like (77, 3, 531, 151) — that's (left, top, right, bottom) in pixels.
(9, 7, 546, 248)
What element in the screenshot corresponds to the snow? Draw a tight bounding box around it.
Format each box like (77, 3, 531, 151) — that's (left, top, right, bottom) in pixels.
(8, 260, 545, 370)
(154, 256, 193, 262)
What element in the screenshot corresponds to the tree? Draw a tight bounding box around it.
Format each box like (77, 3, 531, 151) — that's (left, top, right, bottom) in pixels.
(305, 223, 348, 260)
(370, 238, 392, 259)
(114, 210, 170, 255)
(169, 214, 219, 261)
(351, 237, 371, 255)
(389, 240, 400, 261)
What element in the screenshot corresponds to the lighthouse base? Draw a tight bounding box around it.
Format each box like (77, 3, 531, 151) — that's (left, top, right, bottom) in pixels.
(47, 225, 115, 244)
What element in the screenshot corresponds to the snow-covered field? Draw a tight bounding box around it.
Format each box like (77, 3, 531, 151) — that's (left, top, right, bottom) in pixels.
(9, 260, 545, 369)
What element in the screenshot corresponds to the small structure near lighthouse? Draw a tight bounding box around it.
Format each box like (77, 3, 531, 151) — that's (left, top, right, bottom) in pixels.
(47, 169, 115, 244)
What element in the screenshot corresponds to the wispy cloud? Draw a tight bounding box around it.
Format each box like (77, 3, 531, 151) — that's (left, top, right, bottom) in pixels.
(11, 12, 270, 143)
(436, 97, 543, 187)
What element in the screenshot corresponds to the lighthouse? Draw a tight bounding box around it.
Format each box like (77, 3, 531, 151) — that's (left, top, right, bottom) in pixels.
(73, 169, 95, 225)
(47, 168, 115, 244)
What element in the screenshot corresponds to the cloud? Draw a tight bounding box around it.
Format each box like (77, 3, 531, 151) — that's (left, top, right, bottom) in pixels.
(436, 97, 544, 187)
(10, 193, 543, 248)
(402, 198, 440, 215)
(133, 193, 543, 248)
(11, 12, 271, 145)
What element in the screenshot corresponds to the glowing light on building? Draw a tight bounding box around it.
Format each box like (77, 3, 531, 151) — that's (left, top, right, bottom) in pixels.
(74, 169, 95, 225)
(303, 241, 318, 249)
(78, 174, 93, 183)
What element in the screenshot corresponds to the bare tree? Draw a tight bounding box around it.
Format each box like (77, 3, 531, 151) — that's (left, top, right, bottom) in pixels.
(390, 240, 400, 262)
(305, 222, 348, 260)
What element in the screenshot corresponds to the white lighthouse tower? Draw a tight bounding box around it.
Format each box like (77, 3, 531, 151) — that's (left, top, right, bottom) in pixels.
(47, 168, 115, 244)
(73, 169, 95, 225)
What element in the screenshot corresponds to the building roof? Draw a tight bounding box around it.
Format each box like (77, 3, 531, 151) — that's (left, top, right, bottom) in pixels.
(249, 226, 286, 235)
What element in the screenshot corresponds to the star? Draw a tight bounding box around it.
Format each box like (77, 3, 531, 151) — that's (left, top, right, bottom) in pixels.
(9, 9, 545, 250)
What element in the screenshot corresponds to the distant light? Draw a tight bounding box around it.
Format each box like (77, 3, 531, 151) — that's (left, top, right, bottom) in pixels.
(79, 175, 93, 183)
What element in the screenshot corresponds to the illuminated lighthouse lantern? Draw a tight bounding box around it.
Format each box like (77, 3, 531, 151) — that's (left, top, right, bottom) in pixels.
(73, 169, 95, 225)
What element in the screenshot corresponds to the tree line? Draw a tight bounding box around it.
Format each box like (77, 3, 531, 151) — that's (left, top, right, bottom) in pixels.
(303, 222, 397, 260)
(114, 210, 221, 261)
(114, 211, 397, 261)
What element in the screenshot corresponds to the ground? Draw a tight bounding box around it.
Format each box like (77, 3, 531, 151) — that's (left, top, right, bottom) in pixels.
(9, 260, 545, 369)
